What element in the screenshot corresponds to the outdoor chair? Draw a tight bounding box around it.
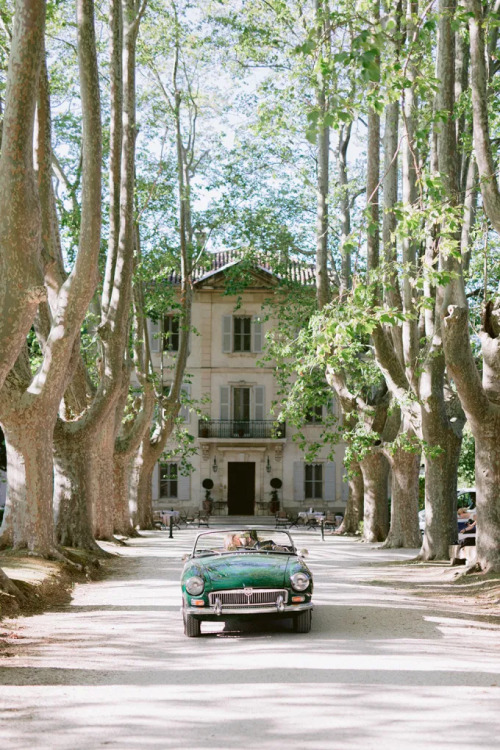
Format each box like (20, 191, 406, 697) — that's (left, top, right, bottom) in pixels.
(287, 514, 304, 529)
(275, 511, 289, 529)
(197, 512, 210, 528)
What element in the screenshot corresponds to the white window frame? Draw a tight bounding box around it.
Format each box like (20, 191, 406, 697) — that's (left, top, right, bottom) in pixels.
(305, 463, 323, 500)
(159, 462, 178, 498)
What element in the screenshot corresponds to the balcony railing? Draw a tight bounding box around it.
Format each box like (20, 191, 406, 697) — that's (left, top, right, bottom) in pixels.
(198, 420, 286, 439)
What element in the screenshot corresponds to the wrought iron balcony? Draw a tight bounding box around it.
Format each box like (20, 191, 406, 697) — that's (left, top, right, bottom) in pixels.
(198, 420, 286, 439)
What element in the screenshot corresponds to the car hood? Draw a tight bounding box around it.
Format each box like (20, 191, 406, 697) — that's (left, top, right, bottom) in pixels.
(199, 552, 292, 590)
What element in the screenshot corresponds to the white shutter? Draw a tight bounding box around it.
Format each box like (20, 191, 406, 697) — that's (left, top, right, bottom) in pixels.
(222, 315, 232, 353)
(177, 471, 191, 501)
(324, 461, 336, 502)
(293, 461, 305, 502)
(148, 318, 161, 353)
(220, 385, 230, 420)
(179, 384, 191, 423)
(252, 316, 263, 352)
(253, 385, 265, 421)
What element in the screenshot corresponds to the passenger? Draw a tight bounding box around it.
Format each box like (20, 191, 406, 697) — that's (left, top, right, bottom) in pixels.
(224, 533, 243, 550)
(242, 530, 259, 548)
(461, 518, 477, 547)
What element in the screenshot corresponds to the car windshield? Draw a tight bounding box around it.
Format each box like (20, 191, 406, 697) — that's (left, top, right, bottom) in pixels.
(192, 529, 295, 557)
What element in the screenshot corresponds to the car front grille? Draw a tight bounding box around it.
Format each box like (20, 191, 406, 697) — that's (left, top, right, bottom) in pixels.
(208, 589, 288, 608)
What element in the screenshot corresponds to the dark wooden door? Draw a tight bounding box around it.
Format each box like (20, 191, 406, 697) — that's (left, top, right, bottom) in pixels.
(227, 462, 255, 515)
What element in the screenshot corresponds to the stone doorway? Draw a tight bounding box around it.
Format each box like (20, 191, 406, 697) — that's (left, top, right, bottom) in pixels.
(227, 462, 255, 515)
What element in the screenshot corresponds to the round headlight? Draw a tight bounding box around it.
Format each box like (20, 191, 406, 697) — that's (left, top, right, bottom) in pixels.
(290, 571, 310, 592)
(185, 576, 204, 596)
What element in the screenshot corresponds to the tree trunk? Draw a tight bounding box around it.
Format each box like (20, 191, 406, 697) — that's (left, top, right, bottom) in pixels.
(314, 0, 331, 310)
(0, 0, 47, 392)
(53, 429, 100, 551)
(473, 419, 500, 571)
(383, 443, 421, 549)
(359, 451, 389, 542)
(337, 461, 363, 534)
(113, 453, 135, 535)
(1, 421, 55, 555)
(93, 420, 116, 540)
(443, 305, 500, 571)
(420, 420, 462, 559)
(135, 442, 155, 530)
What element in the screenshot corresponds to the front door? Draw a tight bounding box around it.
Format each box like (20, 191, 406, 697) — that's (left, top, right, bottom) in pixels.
(227, 462, 255, 515)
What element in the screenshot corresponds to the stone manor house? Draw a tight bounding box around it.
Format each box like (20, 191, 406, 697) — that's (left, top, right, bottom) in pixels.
(148, 252, 347, 517)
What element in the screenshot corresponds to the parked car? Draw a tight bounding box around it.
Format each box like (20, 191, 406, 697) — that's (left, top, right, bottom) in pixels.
(419, 486, 477, 538)
(180, 528, 313, 637)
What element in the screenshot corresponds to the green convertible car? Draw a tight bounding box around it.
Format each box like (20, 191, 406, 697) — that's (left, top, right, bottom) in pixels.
(181, 528, 313, 637)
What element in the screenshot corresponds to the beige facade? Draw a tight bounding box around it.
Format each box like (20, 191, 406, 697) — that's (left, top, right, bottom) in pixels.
(149, 260, 347, 516)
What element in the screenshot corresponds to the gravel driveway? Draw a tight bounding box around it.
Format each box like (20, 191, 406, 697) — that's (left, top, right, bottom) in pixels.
(0, 531, 499, 750)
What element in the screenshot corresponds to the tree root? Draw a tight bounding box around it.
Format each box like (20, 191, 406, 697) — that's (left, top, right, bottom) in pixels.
(0, 567, 29, 605)
(112, 536, 129, 547)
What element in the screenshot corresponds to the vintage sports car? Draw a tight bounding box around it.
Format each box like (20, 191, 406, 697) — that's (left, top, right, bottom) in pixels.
(181, 528, 313, 637)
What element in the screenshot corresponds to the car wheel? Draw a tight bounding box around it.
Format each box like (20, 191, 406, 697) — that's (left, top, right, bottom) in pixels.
(293, 609, 312, 633)
(184, 612, 201, 638)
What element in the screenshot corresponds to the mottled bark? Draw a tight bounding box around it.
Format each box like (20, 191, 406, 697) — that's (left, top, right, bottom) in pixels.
(0, 0, 46, 393)
(93, 419, 116, 540)
(1, 418, 54, 555)
(0, 0, 102, 557)
(315, 0, 331, 310)
(359, 452, 389, 543)
(53, 429, 100, 551)
(134, 442, 156, 529)
(55, 0, 143, 547)
(443, 306, 500, 571)
(338, 123, 352, 299)
(337, 460, 364, 535)
(102, 0, 122, 316)
(383, 442, 421, 549)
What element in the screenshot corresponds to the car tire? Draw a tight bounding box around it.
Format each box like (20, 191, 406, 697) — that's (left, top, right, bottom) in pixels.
(184, 612, 201, 637)
(293, 609, 312, 633)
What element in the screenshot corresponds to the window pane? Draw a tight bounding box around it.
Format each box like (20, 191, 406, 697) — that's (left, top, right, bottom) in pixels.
(160, 462, 178, 497)
(234, 317, 251, 352)
(305, 405, 323, 424)
(234, 387, 250, 420)
(304, 464, 323, 500)
(163, 316, 179, 351)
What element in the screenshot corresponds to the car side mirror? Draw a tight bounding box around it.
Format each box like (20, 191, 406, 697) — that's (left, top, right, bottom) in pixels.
(181, 553, 189, 562)
(299, 549, 309, 558)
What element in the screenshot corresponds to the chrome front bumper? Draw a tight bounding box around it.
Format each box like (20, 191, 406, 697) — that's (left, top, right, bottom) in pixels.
(184, 602, 313, 617)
